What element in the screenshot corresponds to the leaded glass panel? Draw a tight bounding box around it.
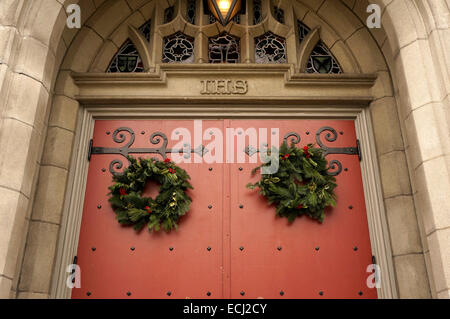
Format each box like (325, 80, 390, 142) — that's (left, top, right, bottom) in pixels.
(162, 32, 195, 63)
(187, 0, 196, 24)
(164, 6, 175, 24)
(209, 33, 240, 63)
(297, 21, 310, 43)
(107, 40, 144, 73)
(139, 20, 151, 42)
(255, 32, 287, 64)
(253, 0, 262, 24)
(306, 41, 342, 74)
(274, 7, 284, 24)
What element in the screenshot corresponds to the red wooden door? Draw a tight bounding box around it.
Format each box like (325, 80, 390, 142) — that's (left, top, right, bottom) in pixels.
(72, 119, 377, 299)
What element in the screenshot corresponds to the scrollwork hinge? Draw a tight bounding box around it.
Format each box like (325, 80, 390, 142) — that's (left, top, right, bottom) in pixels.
(88, 139, 94, 161)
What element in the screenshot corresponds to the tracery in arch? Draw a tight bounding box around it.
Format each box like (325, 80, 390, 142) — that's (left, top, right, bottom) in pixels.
(102, 1, 352, 71)
(255, 32, 287, 64)
(162, 32, 195, 63)
(298, 21, 342, 74)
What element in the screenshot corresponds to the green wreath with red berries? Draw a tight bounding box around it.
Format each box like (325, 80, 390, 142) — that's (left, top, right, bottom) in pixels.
(108, 156, 193, 232)
(247, 142, 337, 223)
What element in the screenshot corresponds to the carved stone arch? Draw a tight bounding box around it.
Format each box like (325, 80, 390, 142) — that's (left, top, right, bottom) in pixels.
(297, 26, 320, 72)
(292, 2, 360, 73)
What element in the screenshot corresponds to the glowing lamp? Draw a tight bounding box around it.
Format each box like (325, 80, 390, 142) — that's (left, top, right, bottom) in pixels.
(207, 0, 242, 26)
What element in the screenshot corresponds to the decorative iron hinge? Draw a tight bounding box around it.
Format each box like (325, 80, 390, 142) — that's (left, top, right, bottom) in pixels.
(245, 127, 362, 176)
(88, 139, 94, 161)
(88, 128, 208, 174)
(356, 139, 362, 162)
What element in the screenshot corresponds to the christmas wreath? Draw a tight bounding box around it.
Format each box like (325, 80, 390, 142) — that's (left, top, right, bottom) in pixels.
(108, 156, 193, 232)
(247, 142, 337, 223)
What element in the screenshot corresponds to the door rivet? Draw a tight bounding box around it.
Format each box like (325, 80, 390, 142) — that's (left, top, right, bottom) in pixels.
(344, 168, 348, 172)
(167, 291, 172, 296)
(239, 167, 243, 171)
(127, 292, 132, 296)
(349, 205, 353, 210)
(353, 246, 358, 251)
(208, 205, 213, 209)
(277, 246, 282, 251)
(358, 291, 363, 296)
(207, 247, 211, 251)
(141, 131, 145, 135)
(106, 131, 110, 135)
(340, 131, 344, 135)
(101, 168, 106, 172)
(240, 291, 245, 296)
(209, 167, 213, 171)
(240, 246, 244, 251)
(130, 247, 135, 251)
(207, 292, 211, 296)
(319, 291, 324, 296)
(315, 247, 320, 251)
(91, 247, 96, 251)
(87, 292, 92, 296)
(280, 291, 284, 296)
(306, 131, 310, 135)
(169, 247, 174, 251)
(239, 205, 244, 209)
(97, 205, 102, 209)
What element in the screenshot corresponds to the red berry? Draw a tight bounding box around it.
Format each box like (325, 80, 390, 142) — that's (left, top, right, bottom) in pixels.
(164, 158, 171, 163)
(297, 204, 303, 210)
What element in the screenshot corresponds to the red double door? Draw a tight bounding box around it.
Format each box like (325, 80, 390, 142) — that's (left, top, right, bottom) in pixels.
(72, 119, 377, 299)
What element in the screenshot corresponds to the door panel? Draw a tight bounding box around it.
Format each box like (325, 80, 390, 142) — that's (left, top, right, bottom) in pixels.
(72, 119, 377, 299)
(229, 120, 376, 299)
(72, 120, 225, 299)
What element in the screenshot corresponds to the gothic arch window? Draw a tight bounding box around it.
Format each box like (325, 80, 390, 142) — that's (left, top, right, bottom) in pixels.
(209, 33, 240, 63)
(103, 1, 349, 71)
(255, 32, 287, 64)
(162, 32, 195, 63)
(297, 21, 342, 74)
(107, 40, 144, 73)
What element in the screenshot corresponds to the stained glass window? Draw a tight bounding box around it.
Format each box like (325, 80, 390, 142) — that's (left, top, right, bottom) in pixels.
(107, 40, 144, 73)
(209, 33, 240, 63)
(253, 0, 262, 24)
(255, 32, 287, 64)
(187, 0, 196, 24)
(164, 6, 175, 24)
(298, 20, 310, 43)
(273, 7, 284, 24)
(139, 20, 151, 42)
(162, 32, 195, 63)
(306, 41, 342, 74)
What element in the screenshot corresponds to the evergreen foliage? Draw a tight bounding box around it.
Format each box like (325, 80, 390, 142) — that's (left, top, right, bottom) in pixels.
(108, 156, 193, 232)
(247, 142, 337, 223)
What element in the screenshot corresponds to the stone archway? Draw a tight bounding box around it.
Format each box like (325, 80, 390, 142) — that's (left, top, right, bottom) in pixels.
(0, 0, 448, 299)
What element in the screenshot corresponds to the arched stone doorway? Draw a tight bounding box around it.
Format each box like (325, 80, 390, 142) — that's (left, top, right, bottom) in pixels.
(0, 0, 448, 299)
